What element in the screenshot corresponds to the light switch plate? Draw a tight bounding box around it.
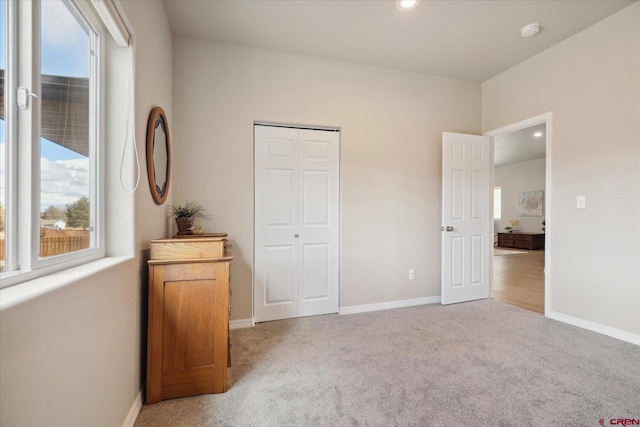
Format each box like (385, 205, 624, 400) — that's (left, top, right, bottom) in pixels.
(576, 195, 586, 209)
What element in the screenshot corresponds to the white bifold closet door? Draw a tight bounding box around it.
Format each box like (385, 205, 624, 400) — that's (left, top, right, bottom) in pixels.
(254, 124, 340, 323)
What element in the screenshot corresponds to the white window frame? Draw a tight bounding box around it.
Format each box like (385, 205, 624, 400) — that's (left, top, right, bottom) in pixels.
(1, 0, 107, 288)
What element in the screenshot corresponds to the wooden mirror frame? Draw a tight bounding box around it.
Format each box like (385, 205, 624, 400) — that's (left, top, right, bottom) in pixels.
(146, 107, 171, 205)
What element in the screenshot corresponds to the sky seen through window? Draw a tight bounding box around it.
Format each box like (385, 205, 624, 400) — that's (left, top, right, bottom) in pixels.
(0, 0, 91, 211)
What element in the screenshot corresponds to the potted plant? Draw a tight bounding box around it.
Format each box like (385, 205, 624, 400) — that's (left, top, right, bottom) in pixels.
(504, 218, 518, 233)
(171, 201, 210, 235)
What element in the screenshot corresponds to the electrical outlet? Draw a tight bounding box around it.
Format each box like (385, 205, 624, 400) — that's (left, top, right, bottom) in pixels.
(409, 269, 415, 280)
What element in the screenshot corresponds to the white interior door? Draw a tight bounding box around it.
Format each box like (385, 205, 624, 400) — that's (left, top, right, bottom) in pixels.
(254, 125, 339, 322)
(441, 132, 492, 304)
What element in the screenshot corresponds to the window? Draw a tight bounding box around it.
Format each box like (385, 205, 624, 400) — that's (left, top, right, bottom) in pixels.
(39, 0, 98, 261)
(493, 187, 502, 220)
(0, 0, 129, 288)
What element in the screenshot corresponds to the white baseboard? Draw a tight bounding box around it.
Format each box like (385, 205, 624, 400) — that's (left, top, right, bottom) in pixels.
(229, 304, 639, 345)
(122, 387, 143, 427)
(230, 318, 255, 329)
(547, 310, 640, 346)
(339, 296, 441, 315)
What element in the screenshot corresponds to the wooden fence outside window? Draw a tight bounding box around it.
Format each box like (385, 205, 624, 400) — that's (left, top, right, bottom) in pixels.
(0, 235, 89, 260)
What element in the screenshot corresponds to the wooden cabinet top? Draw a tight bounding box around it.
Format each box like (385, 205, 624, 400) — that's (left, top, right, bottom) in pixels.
(497, 232, 544, 236)
(151, 233, 228, 243)
(150, 234, 229, 262)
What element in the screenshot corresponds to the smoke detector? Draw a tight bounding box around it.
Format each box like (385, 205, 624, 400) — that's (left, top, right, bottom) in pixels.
(521, 23, 541, 38)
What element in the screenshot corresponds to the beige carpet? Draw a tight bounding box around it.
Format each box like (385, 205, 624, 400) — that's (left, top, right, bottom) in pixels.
(494, 248, 528, 255)
(134, 300, 640, 427)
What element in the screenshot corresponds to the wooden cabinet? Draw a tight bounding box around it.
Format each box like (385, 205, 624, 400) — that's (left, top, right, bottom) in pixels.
(146, 235, 232, 404)
(497, 232, 545, 250)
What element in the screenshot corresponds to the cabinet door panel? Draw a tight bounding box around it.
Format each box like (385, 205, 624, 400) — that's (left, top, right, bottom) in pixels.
(147, 254, 231, 404)
(162, 279, 216, 370)
(499, 236, 514, 247)
(161, 366, 216, 400)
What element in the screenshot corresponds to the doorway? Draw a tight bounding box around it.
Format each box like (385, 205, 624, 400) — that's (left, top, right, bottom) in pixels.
(253, 124, 340, 323)
(485, 113, 552, 316)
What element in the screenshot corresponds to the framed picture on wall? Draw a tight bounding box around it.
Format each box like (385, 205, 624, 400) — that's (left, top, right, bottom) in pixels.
(518, 190, 543, 216)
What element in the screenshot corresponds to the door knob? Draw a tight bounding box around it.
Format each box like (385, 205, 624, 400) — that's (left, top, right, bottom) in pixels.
(441, 226, 454, 232)
(294, 234, 299, 238)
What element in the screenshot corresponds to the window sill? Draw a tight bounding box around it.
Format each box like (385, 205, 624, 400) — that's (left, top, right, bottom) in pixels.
(0, 256, 134, 311)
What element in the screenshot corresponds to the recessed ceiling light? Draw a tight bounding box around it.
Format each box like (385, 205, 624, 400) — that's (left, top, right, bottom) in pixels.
(396, 0, 420, 11)
(521, 23, 541, 38)
(534, 131, 543, 137)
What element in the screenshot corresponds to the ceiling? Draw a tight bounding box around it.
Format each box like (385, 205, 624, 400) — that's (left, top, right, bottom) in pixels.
(162, 0, 631, 165)
(494, 123, 546, 167)
(163, 0, 635, 82)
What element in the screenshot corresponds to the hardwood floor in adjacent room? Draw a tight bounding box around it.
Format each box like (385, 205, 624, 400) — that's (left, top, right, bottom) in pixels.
(492, 249, 545, 314)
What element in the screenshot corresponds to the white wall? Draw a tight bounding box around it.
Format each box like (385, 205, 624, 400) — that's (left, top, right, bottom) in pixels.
(128, 1, 174, 247)
(172, 40, 481, 319)
(0, 1, 172, 425)
(494, 158, 546, 233)
(483, 3, 640, 337)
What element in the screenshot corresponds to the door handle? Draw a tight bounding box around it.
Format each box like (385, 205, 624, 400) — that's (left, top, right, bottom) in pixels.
(441, 226, 454, 232)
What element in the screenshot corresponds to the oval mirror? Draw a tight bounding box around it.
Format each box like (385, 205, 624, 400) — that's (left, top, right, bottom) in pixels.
(146, 107, 171, 205)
